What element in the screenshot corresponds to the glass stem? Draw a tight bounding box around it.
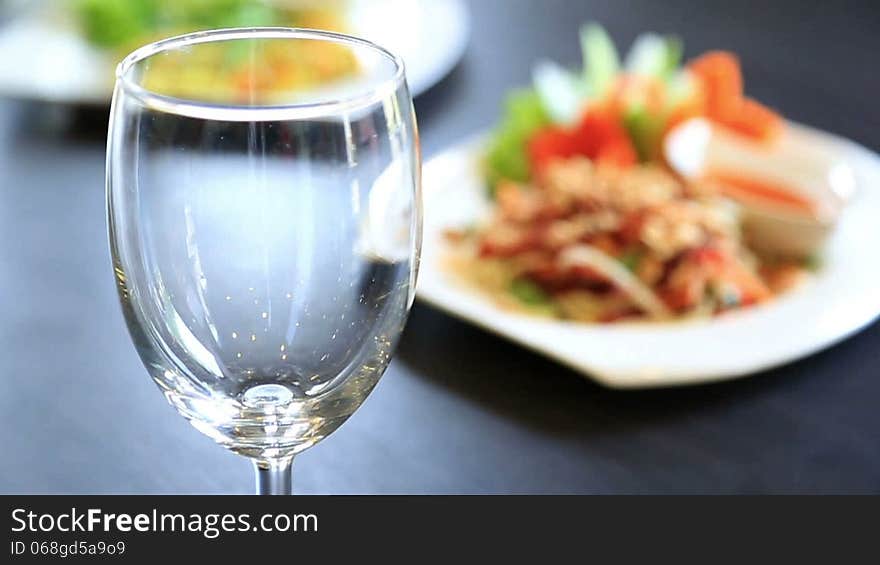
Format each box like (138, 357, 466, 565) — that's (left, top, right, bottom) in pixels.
(253, 458, 293, 495)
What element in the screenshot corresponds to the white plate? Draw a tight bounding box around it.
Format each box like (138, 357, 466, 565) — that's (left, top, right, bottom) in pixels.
(417, 125, 880, 388)
(0, 0, 469, 104)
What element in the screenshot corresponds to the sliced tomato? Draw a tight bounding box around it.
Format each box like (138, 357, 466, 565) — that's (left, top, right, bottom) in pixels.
(528, 107, 638, 174)
(596, 138, 638, 167)
(573, 108, 638, 166)
(527, 127, 579, 173)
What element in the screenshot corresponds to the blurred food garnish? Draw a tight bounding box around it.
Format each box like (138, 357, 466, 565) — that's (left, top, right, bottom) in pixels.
(448, 22, 816, 324)
(484, 23, 784, 194)
(74, 0, 358, 101)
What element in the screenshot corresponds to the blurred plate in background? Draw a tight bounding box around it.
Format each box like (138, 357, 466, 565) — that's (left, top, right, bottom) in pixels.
(0, 0, 469, 104)
(418, 125, 880, 388)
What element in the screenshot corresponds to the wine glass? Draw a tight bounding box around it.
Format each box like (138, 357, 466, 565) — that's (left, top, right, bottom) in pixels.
(106, 28, 421, 494)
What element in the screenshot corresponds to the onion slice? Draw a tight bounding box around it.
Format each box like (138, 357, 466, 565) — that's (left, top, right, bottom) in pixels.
(558, 244, 672, 319)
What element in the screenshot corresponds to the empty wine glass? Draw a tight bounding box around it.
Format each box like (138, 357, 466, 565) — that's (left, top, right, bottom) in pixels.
(106, 28, 421, 494)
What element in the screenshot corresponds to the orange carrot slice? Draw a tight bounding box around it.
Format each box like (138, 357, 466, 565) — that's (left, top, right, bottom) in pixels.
(688, 51, 743, 121)
(720, 97, 784, 141)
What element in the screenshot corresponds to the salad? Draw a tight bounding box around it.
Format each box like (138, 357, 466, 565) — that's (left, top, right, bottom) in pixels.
(445, 23, 807, 323)
(73, 0, 358, 101)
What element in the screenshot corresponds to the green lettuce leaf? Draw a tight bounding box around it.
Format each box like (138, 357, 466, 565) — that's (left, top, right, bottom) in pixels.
(485, 89, 551, 192)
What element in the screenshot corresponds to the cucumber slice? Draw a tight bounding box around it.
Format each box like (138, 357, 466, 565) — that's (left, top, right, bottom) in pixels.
(532, 60, 588, 124)
(580, 22, 620, 97)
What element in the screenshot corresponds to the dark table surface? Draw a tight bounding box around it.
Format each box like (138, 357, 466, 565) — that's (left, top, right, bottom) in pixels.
(1, 0, 879, 494)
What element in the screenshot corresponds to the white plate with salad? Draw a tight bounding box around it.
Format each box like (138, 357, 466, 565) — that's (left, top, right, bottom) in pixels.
(0, 0, 469, 104)
(417, 23, 880, 388)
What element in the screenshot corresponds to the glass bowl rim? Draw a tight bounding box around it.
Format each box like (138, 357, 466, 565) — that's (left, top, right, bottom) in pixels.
(114, 27, 408, 120)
